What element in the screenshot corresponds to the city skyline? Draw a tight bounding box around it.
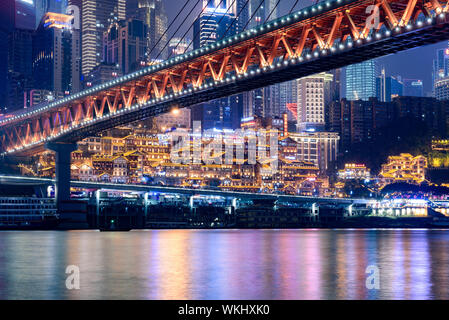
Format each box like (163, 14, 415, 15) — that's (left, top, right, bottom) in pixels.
(1, 0, 449, 304)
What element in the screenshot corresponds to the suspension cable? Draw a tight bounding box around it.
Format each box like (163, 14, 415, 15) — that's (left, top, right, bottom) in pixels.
(264, 0, 281, 23)
(289, 0, 302, 14)
(220, 0, 251, 42)
(240, 0, 265, 33)
(146, 0, 194, 60)
(179, 0, 239, 58)
(179, 0, 228, 55)
(154, 0, 208, 61)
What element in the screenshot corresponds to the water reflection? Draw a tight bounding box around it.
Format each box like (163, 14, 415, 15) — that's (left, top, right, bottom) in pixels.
(0, 229, 448, 299)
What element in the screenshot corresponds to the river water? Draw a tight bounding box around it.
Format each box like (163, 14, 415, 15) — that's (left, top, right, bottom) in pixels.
(0, 229, 448, 300)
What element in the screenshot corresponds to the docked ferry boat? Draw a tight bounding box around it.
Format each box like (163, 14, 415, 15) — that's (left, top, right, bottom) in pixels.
(0, 197, 59, 230)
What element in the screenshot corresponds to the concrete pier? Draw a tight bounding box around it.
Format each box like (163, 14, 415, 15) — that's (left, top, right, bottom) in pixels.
(45, 142, 88, 228)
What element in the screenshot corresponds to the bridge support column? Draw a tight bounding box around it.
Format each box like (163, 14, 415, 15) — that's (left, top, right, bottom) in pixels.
(230, 197, 238, 214)
(46, 142, 77, 207)
(46, 142, 88, 229)
(312, 203, 319, 220)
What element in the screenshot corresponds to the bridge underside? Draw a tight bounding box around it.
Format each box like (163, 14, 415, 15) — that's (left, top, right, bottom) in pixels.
(13, 20, 449, 157)
(1, 0, 449, 157)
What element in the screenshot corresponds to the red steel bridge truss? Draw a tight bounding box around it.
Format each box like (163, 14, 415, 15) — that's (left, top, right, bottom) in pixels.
(1, 0, 449, 156)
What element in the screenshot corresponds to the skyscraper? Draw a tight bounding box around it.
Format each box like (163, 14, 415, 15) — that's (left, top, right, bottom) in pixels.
(81, 0, 125, 76)
(33, 12, 76, 94)
(193, 4, 236, 49)
(1, 0, 36, 31)
(192, 1, 242, 130)
(245, 0, 279, 119)
(434, 77, 449, 101)
(432, 45, 449, 95)
(6, 29, 34, 111)
(280, 80, 297, 121)
(0, 0, 36, 110)
(35, 0, 68, 28)
(296, 72, 333, 132)
(376, 68, 403, 102)
(103, 19, 148, 74)
(345, 60, 379, 101)
(126, 0, 168, 61)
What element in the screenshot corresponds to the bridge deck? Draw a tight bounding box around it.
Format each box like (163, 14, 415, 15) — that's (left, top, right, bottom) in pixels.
(1, 0, 449, 156)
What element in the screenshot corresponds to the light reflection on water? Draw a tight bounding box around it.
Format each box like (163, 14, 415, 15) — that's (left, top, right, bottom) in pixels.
(0, 229, 448, 300)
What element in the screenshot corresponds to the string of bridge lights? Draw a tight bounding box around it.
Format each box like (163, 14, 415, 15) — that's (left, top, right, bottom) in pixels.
(0, 0, 446, 156)
(0, 0, 355, 127)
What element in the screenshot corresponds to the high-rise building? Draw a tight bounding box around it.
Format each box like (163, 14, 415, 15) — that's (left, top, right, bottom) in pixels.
(296, 72, 333, 132)
(329, 97, 448, 152)
(279, 80, 297, 121)
(403, 79, 424, 97)
(377, 68, 403, 102)
(103, 19, 148, 75)
(244, 0, 280, 119)
(289, 132, 340, 172)
(345, 60, 379, 101)
(432, 45, 449, 94)
(81, 0, 125, 76)
(435, 77, 449, 101)
(126, 0, 168, 61)
(1, 0, 36, 31)
(33, 12, 78, 95)
(35, 0, 68, 28)
(192, 2, 242, 130)
(193, 4, 236, 49)
(0, 0, 36, 110)
(6, 29, 34, 112)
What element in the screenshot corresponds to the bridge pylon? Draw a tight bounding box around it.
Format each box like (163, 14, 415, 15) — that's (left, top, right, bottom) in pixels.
(45, 142, 88, 228)
(45, 142, 77, 209)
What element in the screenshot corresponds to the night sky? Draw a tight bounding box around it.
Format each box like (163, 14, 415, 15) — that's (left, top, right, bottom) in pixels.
(165, 0, 448, 95)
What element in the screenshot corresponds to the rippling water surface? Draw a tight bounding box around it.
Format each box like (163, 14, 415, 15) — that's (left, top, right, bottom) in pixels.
(0, 229, 448, 299)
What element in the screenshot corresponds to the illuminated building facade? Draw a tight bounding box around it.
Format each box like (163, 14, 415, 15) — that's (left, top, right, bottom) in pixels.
(155, 108, 191, 130)
(432, 45, 449, 93)
(431, 139, 449, 151)
(289, 131, 339, 172)
(346, 60, 379, 101)
(33, 12, 76, 94)
(33, 127, 328, 194)
(337, 163, 371, 180)
(81, 0, 126, 76)
(168, 37, 190, 57)
(296, 72, 333, 132)
(434, 76, 449, 101)
(379, 153, 428, 185)
(35, 0, 68, 28)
